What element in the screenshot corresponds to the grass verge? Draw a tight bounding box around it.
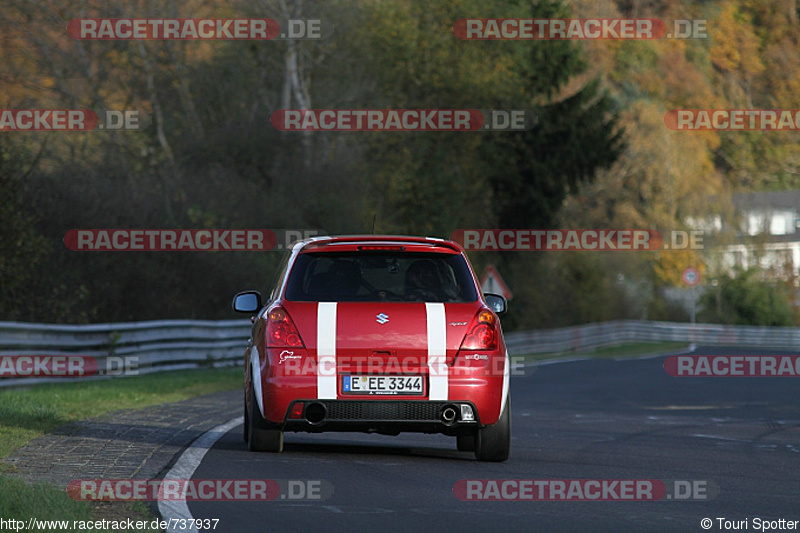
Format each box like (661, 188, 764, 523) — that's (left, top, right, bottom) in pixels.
(0, 367, 241, 461)
(518, 341, 690, 363)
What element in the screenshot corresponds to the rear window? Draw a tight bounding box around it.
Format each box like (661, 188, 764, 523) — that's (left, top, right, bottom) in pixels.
(284, 252, 478, 302)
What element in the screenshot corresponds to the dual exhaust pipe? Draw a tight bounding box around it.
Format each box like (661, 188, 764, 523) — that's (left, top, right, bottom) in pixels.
(302, 402, 463, 425)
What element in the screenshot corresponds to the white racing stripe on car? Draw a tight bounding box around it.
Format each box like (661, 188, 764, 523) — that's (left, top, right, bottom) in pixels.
(317, 302, 338, 399)
(426, 303, 448, 400)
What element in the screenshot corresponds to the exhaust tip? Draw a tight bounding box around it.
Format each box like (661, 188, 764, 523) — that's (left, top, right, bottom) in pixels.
(305, 402, 327, 425)
(441, 405, 459, 425)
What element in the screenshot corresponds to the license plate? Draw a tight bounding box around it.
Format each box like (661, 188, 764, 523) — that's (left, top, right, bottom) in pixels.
(342, 375, 424, 395)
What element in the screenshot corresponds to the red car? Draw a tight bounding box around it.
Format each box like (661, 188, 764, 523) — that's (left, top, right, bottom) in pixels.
(232, 235, 510, 461)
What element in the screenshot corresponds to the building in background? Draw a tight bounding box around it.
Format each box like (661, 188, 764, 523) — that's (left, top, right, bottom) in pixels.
(688, 191, 800, 281)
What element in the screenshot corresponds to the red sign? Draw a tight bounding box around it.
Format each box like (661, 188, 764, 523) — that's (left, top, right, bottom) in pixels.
(480, 265, 513, 300)
(682, 267, 700, 287)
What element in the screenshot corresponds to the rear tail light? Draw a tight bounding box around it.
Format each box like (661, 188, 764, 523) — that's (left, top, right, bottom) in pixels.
(459, 308, 498, 350)
(266, 306, 305, 348)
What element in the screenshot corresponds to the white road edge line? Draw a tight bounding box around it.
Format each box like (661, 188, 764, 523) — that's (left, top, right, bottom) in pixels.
(159, 416, 243, 533)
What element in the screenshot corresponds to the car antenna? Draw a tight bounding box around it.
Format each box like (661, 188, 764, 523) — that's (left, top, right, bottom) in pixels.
(371, 213, 376, 234)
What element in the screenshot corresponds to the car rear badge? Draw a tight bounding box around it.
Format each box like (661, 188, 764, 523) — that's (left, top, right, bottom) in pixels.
(279, 350, 301, 364)
(376, 313, 389, 325)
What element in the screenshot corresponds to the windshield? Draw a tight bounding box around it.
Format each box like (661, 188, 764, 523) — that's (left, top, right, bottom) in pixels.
(284, 251, 478, 302)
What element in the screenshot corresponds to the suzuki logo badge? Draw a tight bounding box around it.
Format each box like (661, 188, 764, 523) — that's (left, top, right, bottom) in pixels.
(376, 313, 389, 325)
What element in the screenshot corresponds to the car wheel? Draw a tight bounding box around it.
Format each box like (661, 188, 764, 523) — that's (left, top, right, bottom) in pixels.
(457, 434, 475, 452)
(247, 379, 284, 453)
(474, 395, 510, 462)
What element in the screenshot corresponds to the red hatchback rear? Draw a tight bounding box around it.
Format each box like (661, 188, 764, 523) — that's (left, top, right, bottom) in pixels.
(233, 235, 511, 461)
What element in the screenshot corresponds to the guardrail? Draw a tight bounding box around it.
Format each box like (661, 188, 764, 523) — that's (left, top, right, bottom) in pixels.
(504, 319, 800, 354)
(1, 318, 798, 387)
(0, 319, 251, 388)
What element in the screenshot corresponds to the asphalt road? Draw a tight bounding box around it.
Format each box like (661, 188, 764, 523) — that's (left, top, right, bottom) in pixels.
(185, 347, 800, 533)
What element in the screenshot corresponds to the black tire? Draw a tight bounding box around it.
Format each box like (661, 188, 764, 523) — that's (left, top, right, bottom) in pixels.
(474, 396, 510, 462)
(247, 380, 284, 453)
(457, 434, 475, 452)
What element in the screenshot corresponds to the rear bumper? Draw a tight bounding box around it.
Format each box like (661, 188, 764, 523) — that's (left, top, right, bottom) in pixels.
(258, 369, 506, 427)
(281, 399, 481, 436)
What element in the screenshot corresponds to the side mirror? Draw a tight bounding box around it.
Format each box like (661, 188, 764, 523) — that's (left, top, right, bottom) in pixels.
(483, 293, 507, 316)
(232, 291, 262, 313)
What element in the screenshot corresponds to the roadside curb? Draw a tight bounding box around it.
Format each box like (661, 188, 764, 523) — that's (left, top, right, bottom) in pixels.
(3, 389, 240, 490)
